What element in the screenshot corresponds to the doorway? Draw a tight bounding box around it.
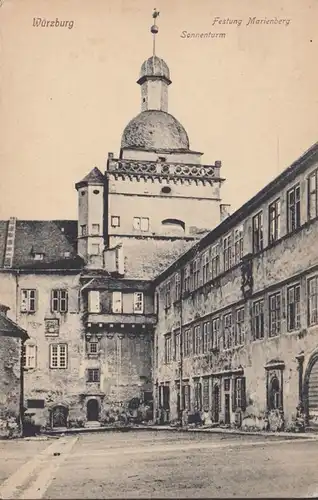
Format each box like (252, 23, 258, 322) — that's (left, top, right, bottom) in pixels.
(51, 405, 68, 428)
(86, 399, 99, 421)
(224, 378, 231, 425)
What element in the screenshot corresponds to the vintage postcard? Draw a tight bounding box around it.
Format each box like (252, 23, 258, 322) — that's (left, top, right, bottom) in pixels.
(0, 0, 317, 498)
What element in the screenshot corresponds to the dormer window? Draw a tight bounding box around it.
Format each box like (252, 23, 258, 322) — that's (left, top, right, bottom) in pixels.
(33, 253, 44, 261)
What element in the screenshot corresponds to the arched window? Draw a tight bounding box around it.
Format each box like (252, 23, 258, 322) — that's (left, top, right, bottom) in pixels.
(161, 219, 185, 235)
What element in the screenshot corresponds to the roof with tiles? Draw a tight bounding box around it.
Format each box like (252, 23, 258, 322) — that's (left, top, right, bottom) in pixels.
(0, 220, 83, 270)
(75, 167, 105, 189)
(0, 312, 28, 339)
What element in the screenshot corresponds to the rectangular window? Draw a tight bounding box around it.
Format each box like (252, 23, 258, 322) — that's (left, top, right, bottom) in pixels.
(192, 258, 201, 289)
(51, 290, 68, 313)
(80, 224, 87, 236)
(203, 321, 211, 353)
(223, 313, 233, 350)
(164, 281, 171, 309)
(183, 265, 191, 294)
(91, 244, 100, 255)
(92, 224, 100, 235)
(252, 299, 264, 340)
(269, 199, 281, 244)
(112, 291, 122, 313)
(133, 217, 149, 231)
(287, 284, 301, 331)
(23, 344, 36, 369)
(194, 381, 202, 411)
(111, 216, 120, 227)
(234, 225, 244, 264)
(193, 325, 202, 355)
(174, 332, 180, 361)
(308, 170, 318, 220)
(269, 292, 281, 337)
(88, 290, 101, 313)
(21, 289, 37, 313)
(182, 384, 191, 411)
(87, 368, 100, 382)
(308, 276, 318, 326)
(49, 344, 67, 369)
(235, 308, 245, 346)
(223, 234, 232, 272)
(183, 328, 192, 357)
(287, 184, 301, 233)
(252, 212, 263, 253)
(202, 250, 210, 284)
(87, 341, 98, 355)
(133, 292, 144, 314)
(202, 378, 209, 411)
(233, 377, 246, 411)
(164, 335, 172, 364)
(212, 317, 220, 349)
(211, 244, 220, 279)
(27, 399, 45, 409)
(175, 273, 181, 301)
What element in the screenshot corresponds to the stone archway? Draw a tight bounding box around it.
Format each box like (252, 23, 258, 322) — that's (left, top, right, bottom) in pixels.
(304, 351, 318, 428)
(86, 399, 99, 421)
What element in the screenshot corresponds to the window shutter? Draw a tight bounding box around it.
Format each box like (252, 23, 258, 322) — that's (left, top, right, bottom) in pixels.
(241, 377, 246, 411)
(88, 290, 101, 313)
(232, 378, 237, 412)
(21, 290, 28, 312)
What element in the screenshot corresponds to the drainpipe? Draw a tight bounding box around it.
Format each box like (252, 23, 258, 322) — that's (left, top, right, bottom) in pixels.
(15, 270, 24, 436)
(179, 268, 184, 427)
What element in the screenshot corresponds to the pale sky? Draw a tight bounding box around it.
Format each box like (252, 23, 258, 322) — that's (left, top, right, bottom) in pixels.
(0, 0, 317, 220)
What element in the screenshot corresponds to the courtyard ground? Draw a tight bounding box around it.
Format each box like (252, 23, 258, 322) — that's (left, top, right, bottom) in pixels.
(1, 430, 318, 498)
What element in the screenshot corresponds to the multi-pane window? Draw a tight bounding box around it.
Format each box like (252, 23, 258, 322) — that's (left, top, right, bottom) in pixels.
(194, 381, 202, 411)
(287, 284, 301, 331)
(88, 290, 101, 313)
(193, 325, 202, 355)
(308, 276, 318, 326)
(112, 291, 122, 313)
(269, 292, 281, 337)
(223, 234, 232, 272)
(87, 368, 100, 382)
(269, 199, 281, 244)
(164, 335, 172, 364)
(51, 290, 68, 313)
(234, 226, 244, 264)
(21, 289, 37, 313)
(287, 184, 301, 233)
(212, 317, 220, 349)
(87, 341, 98, 355)
(252, 212, 263, 253)
(234, 308, 245, 346)
(164, 281, 171, 309)
(183, 265, 191, 294)
(308, 170, 318, 220)
(233, 377, 246, 411)
(211, 244, 220, 279)
(133, 217, 149, 231)
(202, 250, 210, 284)
(252, 299, 264, 340)
(182, 384, 191, 411)
(183, 328, 192, 357)
(49, 344, 67, 369)
(223, 313, 232, 350)
(111, 216, 120, 227)
(174, 332, 181, 361)
(175, 273, 181, 301)
(203, 321, 211, 353)
(133, 292, 144, 313)
(23, 343, 36, 369)
(202, 378, 209, 411)
(192, 258, 201, 289)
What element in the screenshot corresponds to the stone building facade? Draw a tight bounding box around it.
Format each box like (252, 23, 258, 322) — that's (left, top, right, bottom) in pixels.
(0, 303, 28, 437)
(0, 34, 226, 429)
(154, 141, 318, 432)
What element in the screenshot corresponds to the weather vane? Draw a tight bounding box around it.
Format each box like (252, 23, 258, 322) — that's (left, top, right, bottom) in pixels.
(151, 8, 160, 57)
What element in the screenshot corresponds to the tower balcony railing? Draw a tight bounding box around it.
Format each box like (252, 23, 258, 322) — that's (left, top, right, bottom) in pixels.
(107, 157, 224, 182)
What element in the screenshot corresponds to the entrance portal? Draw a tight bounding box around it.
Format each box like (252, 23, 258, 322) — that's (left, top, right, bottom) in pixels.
(51, 405, 68, 428)
(86, 399, 99, 421)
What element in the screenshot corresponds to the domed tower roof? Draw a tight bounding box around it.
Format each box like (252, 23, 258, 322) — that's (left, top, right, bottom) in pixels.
(138, 56, 171, 84)
(121, 110, 190, 151)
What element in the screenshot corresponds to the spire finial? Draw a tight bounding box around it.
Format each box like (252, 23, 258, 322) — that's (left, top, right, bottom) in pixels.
(151, 8, 160, 57)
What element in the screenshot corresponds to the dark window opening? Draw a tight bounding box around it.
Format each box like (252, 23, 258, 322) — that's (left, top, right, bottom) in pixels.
(161, 219, 185, 231)
(161, 186, 172, 194)
(27, 399, 45, 409)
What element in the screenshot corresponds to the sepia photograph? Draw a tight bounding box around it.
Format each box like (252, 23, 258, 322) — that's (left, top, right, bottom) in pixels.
(0, 0, 317, 498)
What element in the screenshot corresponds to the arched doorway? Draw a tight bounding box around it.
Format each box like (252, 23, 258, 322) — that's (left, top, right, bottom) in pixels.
(212, 384, 220, 423)
(268, 376, 281, 410)
(51, 405, 68, 428)
(87, 399, 99, 421)
(304, 353, 318, 428)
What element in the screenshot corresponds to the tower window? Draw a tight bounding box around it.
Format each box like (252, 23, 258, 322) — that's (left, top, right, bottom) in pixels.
(91, 244, 100, 256)
(93, 189, 100, 195)
(161, 186, 171, 195)
(80, 225, 87, 236)
(111, 216, 120, 228)
(133, 217, 149, 232)
(81, 191, 86, 196)
(161, 219, 185, 232)
(143, 97, 146, 103)
(92, 224, 100, 235)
